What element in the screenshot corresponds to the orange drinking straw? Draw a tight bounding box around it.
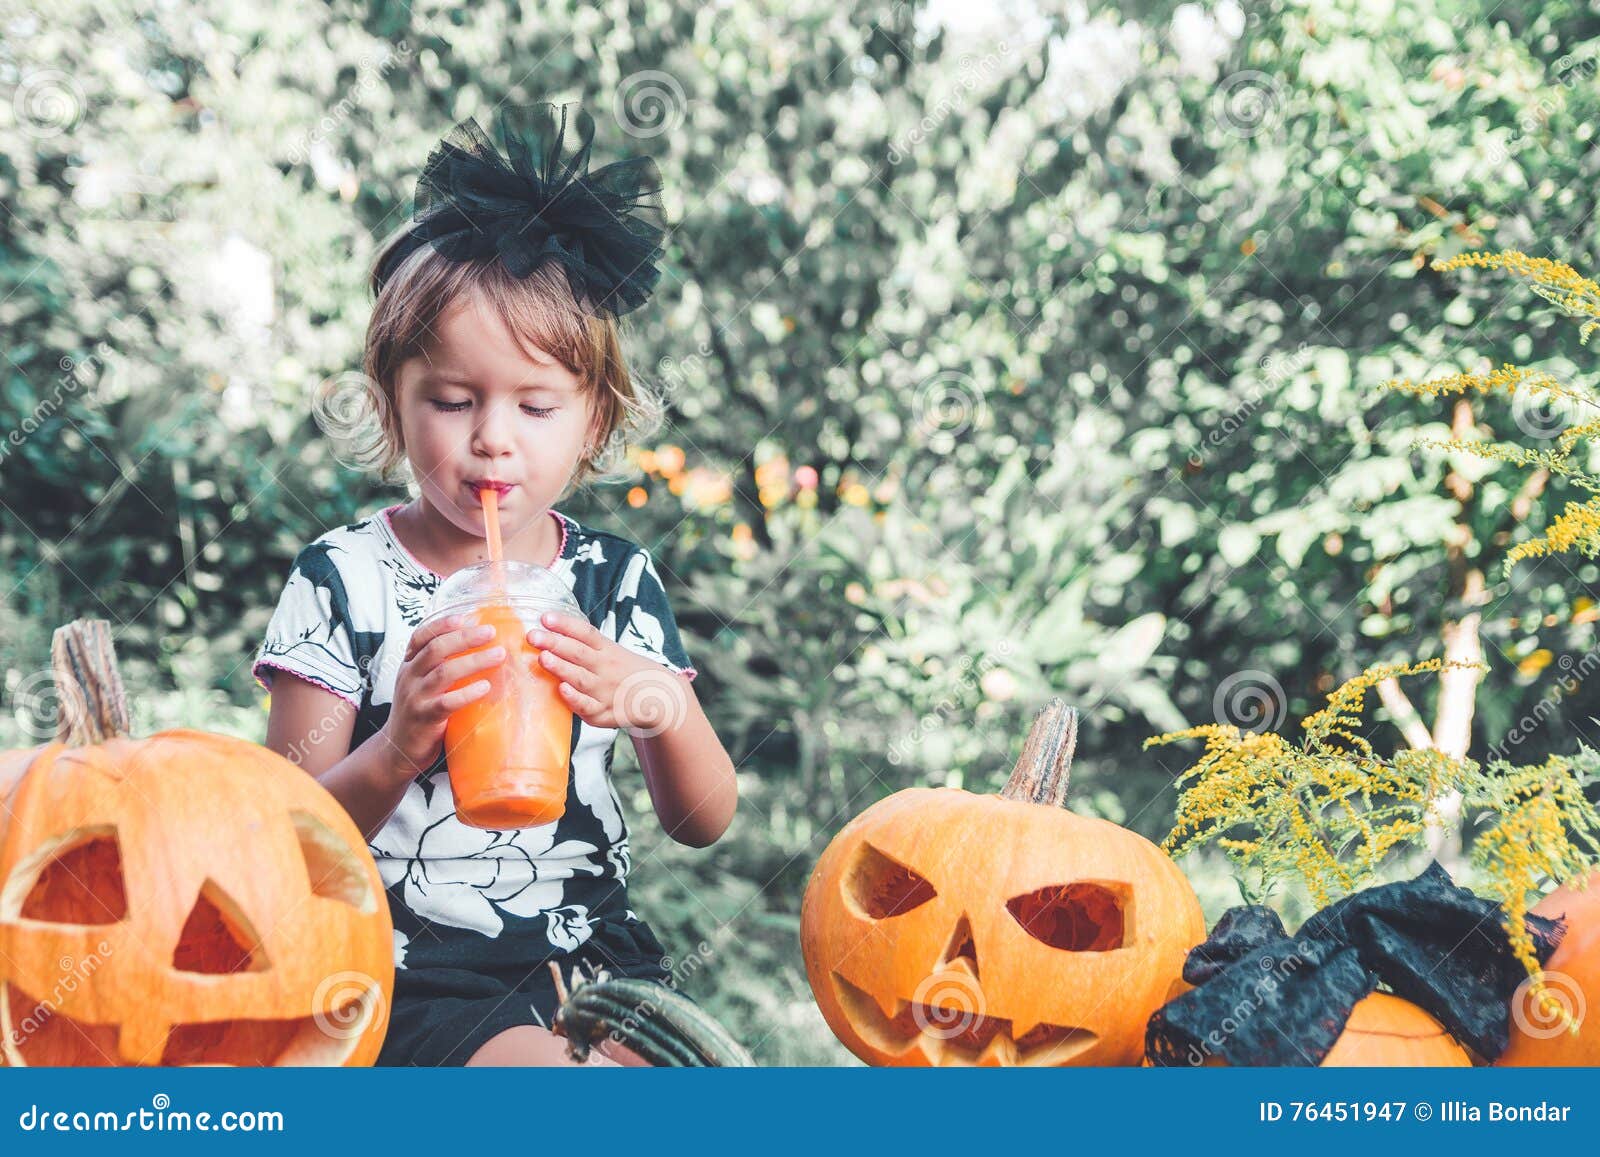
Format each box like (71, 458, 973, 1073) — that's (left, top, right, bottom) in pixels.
(480, 487, 507, 594)
(481, 487, 504, 564)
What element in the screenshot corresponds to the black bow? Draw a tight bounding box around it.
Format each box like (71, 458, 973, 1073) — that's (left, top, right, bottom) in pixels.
(1145, 861, 1566, 1066)
(375, 102, 666, 317)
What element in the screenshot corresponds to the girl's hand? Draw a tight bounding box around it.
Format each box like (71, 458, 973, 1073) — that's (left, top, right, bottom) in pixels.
(378, 614, 505, 779)
(529, 612, 692, 737)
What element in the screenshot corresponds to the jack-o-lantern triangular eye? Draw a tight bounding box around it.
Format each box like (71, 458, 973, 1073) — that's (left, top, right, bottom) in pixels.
(844, 842, 936, 919)
(4, 826, 128, 924)
(172, 880, 270, 974)
(1006, 883, 1127, 951)
(293, 809, 377, 911)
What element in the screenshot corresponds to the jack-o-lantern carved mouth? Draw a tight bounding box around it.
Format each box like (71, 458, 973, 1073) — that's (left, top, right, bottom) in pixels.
(2, 980, 382, 1066)
(830, 972, 1099, 1066)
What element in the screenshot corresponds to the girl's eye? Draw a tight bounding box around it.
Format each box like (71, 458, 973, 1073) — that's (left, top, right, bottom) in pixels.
(429, 399, 555, 418)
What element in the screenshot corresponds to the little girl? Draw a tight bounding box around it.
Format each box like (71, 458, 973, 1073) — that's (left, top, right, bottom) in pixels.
(253, 103, 738, 1067)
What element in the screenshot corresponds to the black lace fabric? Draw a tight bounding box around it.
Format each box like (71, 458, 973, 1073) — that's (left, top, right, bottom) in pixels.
(1145, 861, 1566, 1066)
(375, 102, 666, 317)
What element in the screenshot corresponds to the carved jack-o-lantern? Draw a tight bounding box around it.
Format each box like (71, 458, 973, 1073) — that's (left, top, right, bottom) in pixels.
(1498, 871, 1599, 1066)
(802, 701, 1205, 1066)
(0, 622, 393, 1066)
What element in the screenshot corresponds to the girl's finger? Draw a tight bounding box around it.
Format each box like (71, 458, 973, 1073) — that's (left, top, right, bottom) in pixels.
(561, 682, 604, 718)
(417, 624, 498, 671)
(541, 612, 599, 646)
(529, 628, 585, 659)
(406, 613, 465, 661)
(429, 645, 506, 690)
(439, 680, 492, 711)
(539, 650, 592, 692)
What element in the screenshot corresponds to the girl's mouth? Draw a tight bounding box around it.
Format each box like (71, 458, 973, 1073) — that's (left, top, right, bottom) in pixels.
(466, 480, 516, 500)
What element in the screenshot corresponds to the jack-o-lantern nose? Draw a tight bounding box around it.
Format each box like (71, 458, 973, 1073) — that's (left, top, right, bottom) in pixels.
(937, 912, 979, 981)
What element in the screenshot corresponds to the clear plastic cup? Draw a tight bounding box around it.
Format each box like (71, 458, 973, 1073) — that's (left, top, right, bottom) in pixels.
(418, 561, 583, 830)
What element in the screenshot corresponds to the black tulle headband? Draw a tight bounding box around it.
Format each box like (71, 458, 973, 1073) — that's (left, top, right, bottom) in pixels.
(373, 102, 666, 317)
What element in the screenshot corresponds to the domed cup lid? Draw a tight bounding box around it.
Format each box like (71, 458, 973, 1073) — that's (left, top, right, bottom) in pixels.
(421, 560, 582, 627)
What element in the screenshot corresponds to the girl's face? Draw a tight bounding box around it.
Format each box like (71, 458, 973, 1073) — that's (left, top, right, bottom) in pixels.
(394, 290, 595, 547)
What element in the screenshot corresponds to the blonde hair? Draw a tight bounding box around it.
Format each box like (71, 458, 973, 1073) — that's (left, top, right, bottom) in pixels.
(326, 228, 664, 495)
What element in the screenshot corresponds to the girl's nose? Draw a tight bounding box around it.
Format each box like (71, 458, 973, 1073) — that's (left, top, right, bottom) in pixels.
(471, 404, 517, 457)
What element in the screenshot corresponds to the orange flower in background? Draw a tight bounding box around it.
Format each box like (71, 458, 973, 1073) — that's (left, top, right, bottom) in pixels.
(754, 455, 790, 489)
(627, 486, 648, 508)
(655, 445, 686, 476)
(755, 454, 792, 510)
(685, 468, 734, 509)
(1517, 649, 1554, 677)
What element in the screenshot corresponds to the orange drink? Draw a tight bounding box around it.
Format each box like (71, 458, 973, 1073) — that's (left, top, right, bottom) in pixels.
(420, 554, 583, 830)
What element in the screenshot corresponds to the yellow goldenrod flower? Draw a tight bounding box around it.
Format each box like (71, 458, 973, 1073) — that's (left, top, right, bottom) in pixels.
(1149, 657, 1600, 998)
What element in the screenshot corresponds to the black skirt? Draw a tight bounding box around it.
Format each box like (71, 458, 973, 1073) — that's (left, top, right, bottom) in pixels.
(376, 915, 677, 1066)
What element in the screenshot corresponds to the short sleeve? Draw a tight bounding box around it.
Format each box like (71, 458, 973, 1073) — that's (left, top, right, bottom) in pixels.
(252, 543, 364, 706)
(609, 546, 697, 681)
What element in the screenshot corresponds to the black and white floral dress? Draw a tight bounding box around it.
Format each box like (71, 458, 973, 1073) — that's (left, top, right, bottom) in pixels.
(253, 503, 698, 1065)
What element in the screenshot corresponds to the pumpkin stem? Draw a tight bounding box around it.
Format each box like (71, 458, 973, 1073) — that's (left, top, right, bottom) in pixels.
(50, 619, 131, 745)
(1001, 698, 1078, 807)
(555, 976, 755, 1066)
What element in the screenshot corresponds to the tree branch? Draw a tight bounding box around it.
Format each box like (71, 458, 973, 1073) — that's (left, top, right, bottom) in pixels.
(1376, 676, 1434, 751)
